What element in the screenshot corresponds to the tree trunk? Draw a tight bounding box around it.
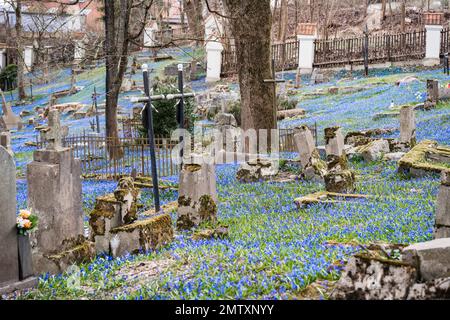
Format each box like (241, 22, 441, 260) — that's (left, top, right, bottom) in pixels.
(382, 0, 387, 21)
(223, 0, 276, 150)
(14, 0, 26, 100)
(278, 0, 288, 42)
(183, 0, 204, 46)
(401, 0, 406, 32)
(104, 0, 124, 160)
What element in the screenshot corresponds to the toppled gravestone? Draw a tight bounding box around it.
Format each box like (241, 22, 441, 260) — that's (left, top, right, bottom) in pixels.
(398, 140, 450, 177)
(236, 158, 279, 183)
(331, 241, 450, 300)
(89, 177, 173, 257)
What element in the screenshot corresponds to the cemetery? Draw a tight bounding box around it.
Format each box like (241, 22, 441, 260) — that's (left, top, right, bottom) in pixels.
(0, 0, 450, 305)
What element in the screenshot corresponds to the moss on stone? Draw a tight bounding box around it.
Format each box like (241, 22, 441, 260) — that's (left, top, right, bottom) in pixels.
(398, 140, 450, 174)
(110, 214, 172, 234)
(198, 195, 218, 222)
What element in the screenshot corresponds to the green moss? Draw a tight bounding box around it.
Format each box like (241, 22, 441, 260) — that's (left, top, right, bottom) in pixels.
(110, 214, 172, 234)
(398, 140, 450, 174)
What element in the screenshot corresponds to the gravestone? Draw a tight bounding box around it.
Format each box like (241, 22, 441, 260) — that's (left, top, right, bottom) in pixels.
(28, 110, 86, 274)
(1, 88, 22, 130)
(0, 131, 12, 155)
(435, 170, 450, 238)
(294, 126, 327, 182)
(0, 145, 19, 288)
(425, 79, 439, 109)
(324, 127, 355, 193)
(177, 154, 218, 230)
(399, 105, 416, 148)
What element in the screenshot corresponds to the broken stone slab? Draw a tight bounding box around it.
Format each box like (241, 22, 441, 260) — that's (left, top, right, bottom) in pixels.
(46, 240, 96, 274)
(383, 152, 406, 162)
(214, 112, 237, 127)
(344, 128, 396, 146)
(109, 214, 174, 258)
(398, 140, 450, 177)
(324, 170, 356, 194)
(359, 139, 390, 162)
(331, 254, 418, 300)
(294, 191, 369, 209)
(372, 111, 399, 121)
(192, 225, 229, 240)
(402, 238, 450, 282)
(325, 127, 345, 157)
(236, 158, 279, 183)
(0, 277, 38, 296)
(277, 108, 306, 120)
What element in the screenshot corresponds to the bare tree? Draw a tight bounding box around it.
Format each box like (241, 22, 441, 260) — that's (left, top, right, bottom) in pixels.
(103, 0, 153, 160)
(183, 0, 204, 46)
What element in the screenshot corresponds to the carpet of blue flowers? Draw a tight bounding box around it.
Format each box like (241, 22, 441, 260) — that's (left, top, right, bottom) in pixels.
(2, 47, 449, 299)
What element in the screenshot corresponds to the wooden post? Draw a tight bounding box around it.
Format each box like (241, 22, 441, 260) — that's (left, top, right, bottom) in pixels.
(364, 25, 369, 77)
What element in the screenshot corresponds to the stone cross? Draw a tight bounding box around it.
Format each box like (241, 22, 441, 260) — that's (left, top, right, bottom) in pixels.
(399, 105, 416, 147)
(0, 145, 19, 287)
(40, 110, 69, 150)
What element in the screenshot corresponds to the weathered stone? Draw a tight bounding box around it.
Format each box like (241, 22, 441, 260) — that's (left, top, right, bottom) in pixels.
(177, 156, 218, 230)
(441, 169, 450, 186)
(214, 112, 237, 127)
(436, 184, 450, 227)
(383, 152, 406, 161)
(236, 158, 279, 183)
(27, 145, 83, 275)
(109, 214, 173, 258)
(324, 170, 356, 194)
(0, 131, 12, 155)
(407, 277, 450, 299)
(192, 226, 229, 240)
(402, 238, 450, 282)
(0, 146, 19, 287)
(294, 191, 369, 209)
(331, 255, 417, 300)
(294, 126, 316, 168)
(325, 127, 345, 157)
(277, 108, 306, 120)
(359, 139, 390, 162)
(425, 79, 439, 109)
(326, 154, 348, 171)
(399, 106, 416, 148)
(398, 140, 450, 177)
(39, 110, 69, 150)
(46, 240, 96, 274)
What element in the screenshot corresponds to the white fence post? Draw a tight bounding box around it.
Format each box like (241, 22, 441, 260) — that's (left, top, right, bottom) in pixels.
(423, 12, 444, 67)
(297, 23, 318, 74)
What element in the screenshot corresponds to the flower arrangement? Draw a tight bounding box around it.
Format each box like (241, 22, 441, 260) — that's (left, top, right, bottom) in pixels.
(16, 209, 38, 236)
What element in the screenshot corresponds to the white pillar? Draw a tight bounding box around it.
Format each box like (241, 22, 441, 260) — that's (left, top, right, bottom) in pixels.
(424, 24, 443, 66)
(24, 46, 34, 69)
(206, 41, 224, 83)
(0, 49, 6, 71)
(297, 23, 318, 75)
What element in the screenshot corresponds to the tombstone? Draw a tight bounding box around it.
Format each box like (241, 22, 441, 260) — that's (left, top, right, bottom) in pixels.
(1, 89, 22, 130)
(294, 126, 327, 182)
(0, 49, 6, 71)
(399, 105, 416, 148)
(310, 68, 324, 84)
(324, 126, 355, 193)
(28, 110, 87, 274)
(0, 131, 12, 155)
(24, 46, 34, 69)
(423, 12, 444, 67)
(325, 127, 345, 158)
(297, 23, 318, 74)
(425, 79, 439, 109)
(177, 154, 218, 230)
(435, 170, 450, 239)
(0, 146, 19, 288)
(206, 41, 224, 83)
